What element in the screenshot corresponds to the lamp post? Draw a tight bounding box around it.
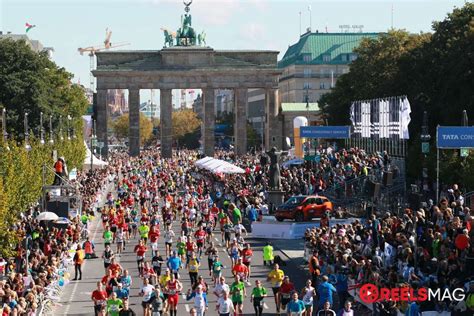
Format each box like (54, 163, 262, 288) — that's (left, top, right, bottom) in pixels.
(2, 108, 8, 150)
(90, 119, 96, 172)
(39, 112, 45, 145)
(49, 115, 54, 144)
(420, 111, 430, 198)
(67, 115, 71, 140)
(59, 115, 64, 141)
(24, 113, 31, 151)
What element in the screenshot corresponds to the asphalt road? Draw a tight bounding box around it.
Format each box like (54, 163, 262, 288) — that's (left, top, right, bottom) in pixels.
(55, 211, 311, 316)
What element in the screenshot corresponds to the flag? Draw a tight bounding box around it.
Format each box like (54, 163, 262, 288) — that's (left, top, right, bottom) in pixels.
(400, 97, 411, 139)
(350, 102, 355, 126)
(25, 22, 36, 33)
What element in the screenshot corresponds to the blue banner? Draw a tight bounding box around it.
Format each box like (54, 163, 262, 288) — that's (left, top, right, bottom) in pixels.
(437, 126, 474, 149)
(300, 126, 351, 139)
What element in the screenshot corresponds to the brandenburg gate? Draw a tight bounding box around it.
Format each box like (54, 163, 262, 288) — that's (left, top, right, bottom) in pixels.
(93, 1, 281, 158)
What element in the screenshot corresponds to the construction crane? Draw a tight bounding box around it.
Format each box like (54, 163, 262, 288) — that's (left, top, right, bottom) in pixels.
(78, 28, 130, 92)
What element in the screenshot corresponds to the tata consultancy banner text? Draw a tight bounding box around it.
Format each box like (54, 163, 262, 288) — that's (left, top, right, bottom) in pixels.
(300, 126, 350, 139)
(437, 126, 474, 149)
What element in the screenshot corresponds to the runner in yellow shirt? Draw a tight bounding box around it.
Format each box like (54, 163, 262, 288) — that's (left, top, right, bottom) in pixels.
(267, 263, 285, 313)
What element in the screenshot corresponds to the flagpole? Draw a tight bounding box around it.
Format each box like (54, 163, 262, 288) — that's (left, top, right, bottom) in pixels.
(299, 11, 302, 35)
(308, 5, 312, 31)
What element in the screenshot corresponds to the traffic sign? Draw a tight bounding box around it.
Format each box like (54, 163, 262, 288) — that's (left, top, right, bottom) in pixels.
(461, 148, 469, 157)
(97, 141, 104, 147)
(421, 142, 430, 154)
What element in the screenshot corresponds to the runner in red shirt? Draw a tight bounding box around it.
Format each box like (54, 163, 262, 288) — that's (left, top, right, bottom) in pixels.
(194, 226, 207, 257)
(165, 274, 183, 316)
(240, 243, 254, 279)
(134, 239, 147, 276)
(107, 257, 122, 278)
(91, 281, 107, 315)
(279, 276, 295, 312)
(232, 258, 249, 282)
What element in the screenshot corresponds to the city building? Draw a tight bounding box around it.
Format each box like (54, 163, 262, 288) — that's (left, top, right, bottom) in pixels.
(140, 101, 159, 119)
(0, 32, 54, 58)
(107, 89, 127, 117)
(281, 102, 322, 139)
(278, 31, 380, 103)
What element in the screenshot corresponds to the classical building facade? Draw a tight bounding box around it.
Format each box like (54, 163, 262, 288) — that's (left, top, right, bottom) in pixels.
(93, 47, 281, 157)
(278, 31, 380, 103)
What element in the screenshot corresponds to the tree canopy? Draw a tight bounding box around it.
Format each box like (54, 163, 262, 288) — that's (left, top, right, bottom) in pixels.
(112, 113, 154, 145)
(0, 38, 88, 139)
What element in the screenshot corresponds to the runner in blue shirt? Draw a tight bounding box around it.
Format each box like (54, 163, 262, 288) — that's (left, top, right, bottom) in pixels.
(317, 275, 337, 310)
(287, 292, 305, 315)
(167, 251, 182, 279)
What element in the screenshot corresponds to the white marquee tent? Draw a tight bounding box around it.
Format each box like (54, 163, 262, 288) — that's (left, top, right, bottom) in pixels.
(195, 157, 245, 174)
(83, 141, 108, 169)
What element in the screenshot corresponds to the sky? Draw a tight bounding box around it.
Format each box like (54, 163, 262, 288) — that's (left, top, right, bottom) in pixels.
(0, 0, 467, 102)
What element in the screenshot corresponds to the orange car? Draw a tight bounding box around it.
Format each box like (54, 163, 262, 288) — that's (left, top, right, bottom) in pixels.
(274, 195, 333, 222)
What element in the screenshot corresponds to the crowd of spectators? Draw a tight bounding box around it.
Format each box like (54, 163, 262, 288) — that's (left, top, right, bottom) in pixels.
(0, 161, 115, 316)
(303, 184, 474, 315)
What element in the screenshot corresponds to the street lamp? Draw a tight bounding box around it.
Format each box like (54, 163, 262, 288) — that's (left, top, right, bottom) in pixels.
(2, 108, 9, 151)
(24, 112, 31, 151)
(420, 111, 430, 197)
(67, 115, 71, 140)
(39, 112, 45, 145)
(49, 115, 54, 144)
(59, 115, 64, 141)
(90, 119, 96, 172)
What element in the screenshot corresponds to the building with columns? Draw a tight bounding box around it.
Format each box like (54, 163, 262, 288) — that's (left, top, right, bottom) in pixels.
(93, 47, 281, 158)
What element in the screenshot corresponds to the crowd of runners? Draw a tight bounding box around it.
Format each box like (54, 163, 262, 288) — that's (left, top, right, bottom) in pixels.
(87, 150, 359, 316)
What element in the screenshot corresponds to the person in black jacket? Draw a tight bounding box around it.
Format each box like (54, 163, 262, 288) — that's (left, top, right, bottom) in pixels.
(119, 300, 136, 316)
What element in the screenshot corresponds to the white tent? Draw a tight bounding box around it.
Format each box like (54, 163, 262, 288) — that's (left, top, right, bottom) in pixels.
(83, 141, 108, 169)
(194, 156, 245, 174)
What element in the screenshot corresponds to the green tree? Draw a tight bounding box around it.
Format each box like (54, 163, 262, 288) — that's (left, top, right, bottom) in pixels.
(112, 113, 154, 145)
(0, 38, 88, 139)
(172, 109, 202, 138)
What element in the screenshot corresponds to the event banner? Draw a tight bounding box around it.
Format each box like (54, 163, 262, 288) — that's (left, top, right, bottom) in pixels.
(300, 126, 350, 139)
(437, 126, 474, 149)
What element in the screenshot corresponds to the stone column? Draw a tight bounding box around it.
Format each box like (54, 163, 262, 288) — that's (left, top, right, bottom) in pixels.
(265, 88, 282, 150)
(202, 88, 215, 157)
(96, 89, 108, 157)
(128, 89, 140, 157)
(234, 88, 248, 155)
(160, 89, 173, 158)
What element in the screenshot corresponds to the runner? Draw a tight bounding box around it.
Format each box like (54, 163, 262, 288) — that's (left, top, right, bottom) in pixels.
(287, 291, 306, 316)
(250, 280, 267, 316)
(140, 277, 155, 316)
(164, 226, 175, 257)
(167, 251, 182, 279)
(164, 273, 183, 316)
(194, 225, 207, 258)
(150, 286, 165, 316)
(186, 285, 208, 316)
(240, 243, 253, 279)
(213, 276, 230, 299)
(102, 244, 115, 274)
(232, 257, 249, 283)
(267, 263, 285, 313)
(262, 242, 274, 266)
(204, 242, 218, 276)
(134, 239, 148, 276)
(230, 275, 246, 316)
(91, 281, 107, 316)
(301, 279, 316, 316)
(106, 292, 123, 316)
(279, 276, 295, 313)
(151, 251, 164, 277)
(212, 254, 225, 284)
(216, 290, 235, 316)
(187, 252, 201, 286)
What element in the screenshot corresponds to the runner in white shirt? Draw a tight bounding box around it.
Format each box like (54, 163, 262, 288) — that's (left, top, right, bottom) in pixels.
(216, 290, 235, 316)
(164, 227, 175, 257)
(301, 280, 316, 316)
(140, 278, 155, 316)
(213, 276, 230, 298)
(233, 222, 248, 239)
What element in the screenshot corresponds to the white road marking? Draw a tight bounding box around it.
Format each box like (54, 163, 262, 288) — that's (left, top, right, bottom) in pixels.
(185, 304, 190, 312)
(263, 302, 269, 309)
